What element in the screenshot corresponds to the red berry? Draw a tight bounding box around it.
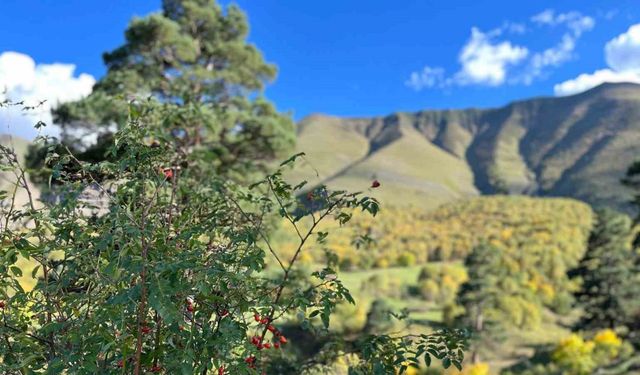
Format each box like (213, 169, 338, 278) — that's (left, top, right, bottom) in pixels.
(219, 309, 229, 317)
(254, 314, 261, 322)
(186, 304, 194, 312)
(218, 366, 225, 375)
(150, 365, 162, 373)
(279, 335, 288, 344)
(163, 168, 173, 180)
(257, 343, 263, 350)
(244, 356, 255, 363)
(0, 301, 5, 309)
(260, 317, 269, 325)
(117, 359, 124, 368)
(267, 325, 276, 333)
(141, 325, 152, 334)
(274, 342, 280, 349)
(251, 336, 260, 345)
(263, 343, 271, 349)
(371, 180, 381, 188)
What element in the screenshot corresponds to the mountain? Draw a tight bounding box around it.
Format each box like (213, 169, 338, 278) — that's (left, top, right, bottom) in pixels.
(291, 82, 640, 211)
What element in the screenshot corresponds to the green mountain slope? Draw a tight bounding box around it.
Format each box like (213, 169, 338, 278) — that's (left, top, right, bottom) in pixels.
(294, 82, 640, 210)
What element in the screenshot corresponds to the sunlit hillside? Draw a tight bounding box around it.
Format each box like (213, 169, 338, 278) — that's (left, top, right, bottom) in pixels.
(293, 83, 640, 211)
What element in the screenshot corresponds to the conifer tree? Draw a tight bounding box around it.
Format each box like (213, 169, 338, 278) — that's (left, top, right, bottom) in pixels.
(49, 0, 295, 176)
(570, 208, 639, 332)
(457, 242, 504, 363)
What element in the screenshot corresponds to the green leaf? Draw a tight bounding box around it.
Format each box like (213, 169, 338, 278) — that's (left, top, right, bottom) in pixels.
(442, 358, 451, 369)
(279, 152, 306, 167)
(10, 266, 22, 277)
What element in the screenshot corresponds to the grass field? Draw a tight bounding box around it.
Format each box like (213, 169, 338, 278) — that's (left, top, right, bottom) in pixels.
(336, 262, 577, 374)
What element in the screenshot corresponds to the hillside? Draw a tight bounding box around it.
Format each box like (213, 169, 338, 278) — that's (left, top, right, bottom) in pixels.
(276, 195, 593, 270)
(292, 82, 640, 210)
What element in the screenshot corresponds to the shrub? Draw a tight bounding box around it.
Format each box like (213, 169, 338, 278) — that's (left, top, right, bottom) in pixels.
(418, 279, 440, 301)
(0, 99, 467, 373)
(397, 252, 417, 267)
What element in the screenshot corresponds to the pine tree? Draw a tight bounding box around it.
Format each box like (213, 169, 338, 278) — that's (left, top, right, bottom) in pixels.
(570, 208, 639, 332)
(50, 0, 295, 176)
(457, 242, 505, 363)
(622, 160, 640, 246)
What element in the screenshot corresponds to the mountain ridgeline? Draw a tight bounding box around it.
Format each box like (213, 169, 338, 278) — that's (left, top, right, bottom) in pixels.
(293, 82, 640, 211)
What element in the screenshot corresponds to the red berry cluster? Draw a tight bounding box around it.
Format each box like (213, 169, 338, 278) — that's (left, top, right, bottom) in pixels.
(150, 364, 162, 373)
(141, 325, 152, 335)
(0, 301, 5, 309)
(186, 299, 195, 312)
(244, 355, 257, 369)
(217, 366, 225, 375)
(250, 314, 288, 350)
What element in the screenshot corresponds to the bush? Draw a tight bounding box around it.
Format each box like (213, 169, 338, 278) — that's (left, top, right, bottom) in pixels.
(418, 265, 437, 281)
(442, 303, 464, 327)
(416, 264, 467, 303)
(418, 279, 440, 301)
(0, 99, 470, 373)
(397, 252, 417, 267)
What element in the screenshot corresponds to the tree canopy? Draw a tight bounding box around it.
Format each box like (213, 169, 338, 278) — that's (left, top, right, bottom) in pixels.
(51, 0, 295, 176)
(570, 208, 640, 333)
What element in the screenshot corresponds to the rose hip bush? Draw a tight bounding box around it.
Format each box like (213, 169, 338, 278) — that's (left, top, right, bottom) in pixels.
(0, 100, 466, 374)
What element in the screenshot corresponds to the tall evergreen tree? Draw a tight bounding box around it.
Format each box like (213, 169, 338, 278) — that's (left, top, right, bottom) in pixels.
(49, 0, 295, 176)
(622, 160, 640, 246)
(457, 242, 505, 363)
(569, 208, 639, 332)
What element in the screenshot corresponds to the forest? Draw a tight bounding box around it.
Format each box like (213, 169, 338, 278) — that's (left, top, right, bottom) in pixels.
(1, 1, 640, 374)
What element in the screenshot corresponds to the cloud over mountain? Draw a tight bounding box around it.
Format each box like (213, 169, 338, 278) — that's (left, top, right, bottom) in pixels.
(554, 23, 640, 96)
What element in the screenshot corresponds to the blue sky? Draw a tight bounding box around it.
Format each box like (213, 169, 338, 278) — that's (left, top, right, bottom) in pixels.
(1, 0, 640, 138)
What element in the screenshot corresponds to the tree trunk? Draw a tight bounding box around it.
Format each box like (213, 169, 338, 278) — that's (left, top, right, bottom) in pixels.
(472, 311, 484, 364)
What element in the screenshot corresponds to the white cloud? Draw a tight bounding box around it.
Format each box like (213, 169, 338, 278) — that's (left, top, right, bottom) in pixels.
(405, 66, 445, 91)
(554, 23, 640, 96)
(502, 22, 527, 35)
(453, 27, 528, 86)
(553, 69, 640, 96)
(523, 34, 576, 83)
(605, 24, 640, 73)
(531, 9, 555, 25)
(520, 10, 595, 83)
(531, 9, 595, 36)
(407, 9, 595, 91)
(0, 51, 95, 139)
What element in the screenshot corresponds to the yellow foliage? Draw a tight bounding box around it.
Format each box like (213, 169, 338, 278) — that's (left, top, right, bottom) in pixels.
(593, 329, 622, 347)
(552, 334, 596, 375)
(593, 329, 623, 359)
(461, 362, 490, 375)
(272, 196, 593, 310)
